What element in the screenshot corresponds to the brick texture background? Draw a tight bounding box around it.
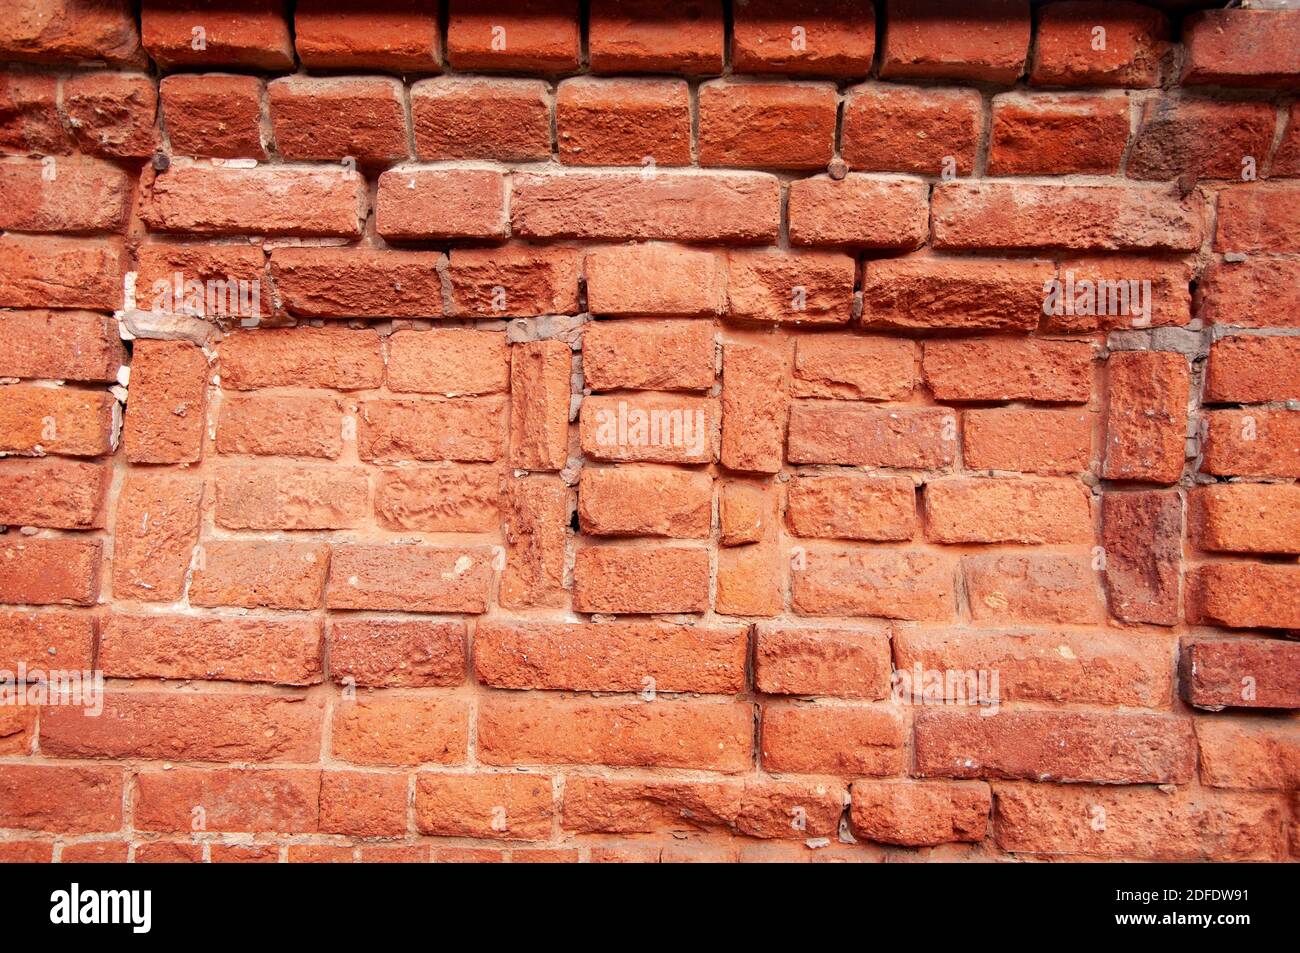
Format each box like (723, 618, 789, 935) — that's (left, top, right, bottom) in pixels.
(0, 0, 1297, 863)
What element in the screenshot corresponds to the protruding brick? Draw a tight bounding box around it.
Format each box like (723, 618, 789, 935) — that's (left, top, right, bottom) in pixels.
(1030, 1, 1170, 87)
(1181, 639, 1300, 710)
(880, 0, 1030, 83)
(269, 76, 407, 164)
(123, 340, 208, 465)
(841, 85, 981, 176)
(754, 622, 892, 699)
(792, 548, 956, 621)
(924, 476, 1093, 545)
(0, 0, 141, 66)
(558, 78, 690, 167)
(160, 73, 266, 159)
(499, 477, 568, 610)
(412, 77, 550, 162)
(475, 620, 746, 694)
(141, 0, 294, 70)
(1186, 563, 1300, 631)
(698, 81, 837, 170)
(1101, 490, 1181, 627)
(719, 481, 767, 546)
(573, 546, 710, 614)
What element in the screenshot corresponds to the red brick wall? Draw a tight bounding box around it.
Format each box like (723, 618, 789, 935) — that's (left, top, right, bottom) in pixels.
(0, 0, 1297, 863)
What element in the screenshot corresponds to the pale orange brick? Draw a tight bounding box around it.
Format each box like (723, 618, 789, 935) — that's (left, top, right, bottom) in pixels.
(331, 696, 469, 767)
(111, 473, 203, 603)
(387, 330, 509, 396)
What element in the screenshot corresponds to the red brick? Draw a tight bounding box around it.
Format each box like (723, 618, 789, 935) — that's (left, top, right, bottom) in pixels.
(1191, 483, 1300, 555)
(0, 71, 69, 154)
(445, 245, 581, 318)
(791, 335, 915, 401)
(1274, 102, 1300, 176)
(412, 77, 550, 162)
(135, 239, 271, 320)
(270, 246, 444, 319)
(387, 329, 508, 397)
(0, 156, 131, 233)
(1101, 490, 1181, 627)
(111, 473, 202, 603)
(511, 170, 780, 244)
(916, 709, 1194, 784)
(1181, 638, 1300, 710)
(1206, 336, 1300, 405)
(731, 250, 856, 326)
(585, 244, 725, 318)
(698, 81, 836, 170)
(295, 0, 440, 71)
(214, 464, 369, 530)
(217, 394, 341, 459)
(989, 93, 1129, 175)
(415, 772, 553, 841)
(563, 776, 846, 840)
(932, 181, 1204, 252)
(0, 458, 109, 529)
(993, 782, 1283, 861)
(0, 609, 95, 672)
(123, 340, 208, 464)
(786, 402, 954, 469)
(160, 73, 265, 159)
(963, 408, 1092, 475)
(376, 168, 507, 241)
(0, 704, 34, 756)
(1182, 9, 1300, 88)
(0, 310, 125, 383)
(327, 545, 493, 614)
(881, 0, 1030, 83)
(1202, 409, 1300, 479)
(141, 0, 293, 70)
(761, 703, 905, 775)
(100, 613, 322, 686)
(895, 627, 1173, 708)
(509, 341, 570, 471)
(1215, 185, 1300, 253)
(357, 397, 504, 464)
(0, 765, 122, 833)
(1185, 563, 1300, 631)
(41, 692, 322, 763)
(732, 0, 875, 76)
(329, 617, 466, 689)
(1030, 1, 1170, 87)
(925, 476, 1093, 545)
(582, 320, 715, 392)
(479, 696, 751, 772)
(475, 620, 746, 694)
(791, 548, 956, 621)
(841, 84, 981, 176)
(0, 538, 100, 606)
(558, 78, 690, 167)
(963, 553, 1101, 625)
(287, 845, 352, 864)
(573, 545, 710, 614)
(0, 235, 124, 310)
(1, 841, 55, 862)
(754, 622, 892, 699)
(0, 383, 115, 457)
(499, 478, 568, 611)
(1197, 719, 1300, 792)
(785, 474, 916, 542)
(447, 0, 578, 71)
(0, 0, 141, 66)
(579, 465, 711, 539)
(1131, 98, 1275, 183)
(143, 163, 365, 238)
(721, 342, 787, 474)
(850, 780, 990, 847)
(862, 258, 1052, 333)
(319, 771, 408, 838)
(358, 845, 427, 863)
(374, 464, 501, 533)
(61, 70, 156, 159)
(134, 768, 319, 833)
(269, 76, 407, 165)
(922, 337, 1093, 403)
(589, 0, 723, 74)
(787, 174, 928, 249)
(332, 696, 468, 766)
(209, 844, 278, 863)
(189, 540, 329, 611)
(1102, 351, 1189, 484)
(580, 394, 718, 464)
(1045, 256, 1192, 332)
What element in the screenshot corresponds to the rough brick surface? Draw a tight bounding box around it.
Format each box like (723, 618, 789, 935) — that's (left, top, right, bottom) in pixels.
(0, 0, 1291, 865)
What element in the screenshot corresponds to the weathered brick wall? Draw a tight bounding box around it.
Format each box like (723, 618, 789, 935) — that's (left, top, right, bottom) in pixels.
(0, 0, 1297, 863)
